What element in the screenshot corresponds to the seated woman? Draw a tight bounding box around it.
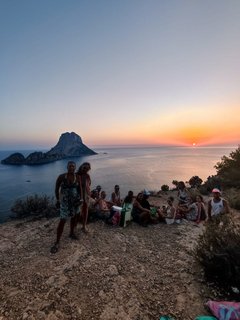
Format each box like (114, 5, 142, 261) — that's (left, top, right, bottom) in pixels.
(177, 181, 190, 205)
(179, 196, 206, 222)
(122, 190, 134, 209)
(95, 190, 112, 220)
(119, 191, 134, 227)
(158, 196, 176, 224)
(184, 198, 199, 221)
(131, 192, 152, 226)
(88, 189, 100, 222)
(195, 195, 207, 223)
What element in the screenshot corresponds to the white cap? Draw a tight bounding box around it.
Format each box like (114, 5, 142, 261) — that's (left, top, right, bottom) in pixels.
(143, 189, 151, 196)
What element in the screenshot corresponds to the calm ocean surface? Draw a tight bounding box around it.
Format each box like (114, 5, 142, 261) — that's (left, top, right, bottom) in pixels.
(0, 146, 236, 222)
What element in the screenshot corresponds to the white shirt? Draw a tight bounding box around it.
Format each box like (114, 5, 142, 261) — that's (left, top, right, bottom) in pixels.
(211, 199, 224, 216)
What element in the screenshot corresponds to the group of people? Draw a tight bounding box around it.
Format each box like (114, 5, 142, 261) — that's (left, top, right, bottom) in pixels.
(50, 162, 230, 253)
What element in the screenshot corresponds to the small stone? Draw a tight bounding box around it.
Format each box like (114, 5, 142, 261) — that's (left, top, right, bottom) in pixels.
(37, 311, 46, 319)
(22, 312, 29, 320)
(108, 265, 119, 276)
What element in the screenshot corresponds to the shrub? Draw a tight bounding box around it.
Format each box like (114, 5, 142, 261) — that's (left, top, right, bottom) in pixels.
(161, 184, 169, 192)
(194, 213, 240, 292)
(224, 188, 240, 210)
(200, 175, 223, 194)
(215, 146, 240, 188)
(11, 194, 58, 219)
(172, 180, 179, 189)
(188, 176, 203, 188)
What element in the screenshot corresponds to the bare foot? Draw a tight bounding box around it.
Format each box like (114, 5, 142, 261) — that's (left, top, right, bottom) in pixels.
(81, 227, 89, 234)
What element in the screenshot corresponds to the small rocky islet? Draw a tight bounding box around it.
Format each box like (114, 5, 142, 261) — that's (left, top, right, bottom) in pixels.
(1, 132, 97, 165)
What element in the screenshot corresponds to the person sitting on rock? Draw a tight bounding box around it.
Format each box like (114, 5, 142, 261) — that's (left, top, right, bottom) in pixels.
(50, 161, 82, 254)
(158, 196, 176, 224)
(88, 189, 100, 222)
(177, 181, 190, 205)
(140, 189, 151, 210)
(110, 185, 122, 206)
(141, 189, 160, 218)
(95, 185, 102, 199)
(195, 195, 207, 223)
(131, 192, 152, 227)
(95, 190, 112, 220)
(181, 197, 199, 221)
(123, 190, 134, 206)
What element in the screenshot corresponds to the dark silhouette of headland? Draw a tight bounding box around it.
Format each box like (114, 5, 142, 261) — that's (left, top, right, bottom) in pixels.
(1, 132, 97, 165)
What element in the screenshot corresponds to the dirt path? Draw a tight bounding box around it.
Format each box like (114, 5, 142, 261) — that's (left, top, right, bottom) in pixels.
(0, 196, 218, 320)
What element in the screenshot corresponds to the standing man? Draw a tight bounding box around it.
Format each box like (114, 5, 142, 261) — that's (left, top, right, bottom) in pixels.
(50, 161, 82, 254)
(207, 188, 230, 220)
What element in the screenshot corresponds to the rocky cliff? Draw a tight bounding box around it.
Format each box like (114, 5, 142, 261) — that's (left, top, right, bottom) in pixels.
(1, 132, 97, 165)
(0, 193, 221, 319)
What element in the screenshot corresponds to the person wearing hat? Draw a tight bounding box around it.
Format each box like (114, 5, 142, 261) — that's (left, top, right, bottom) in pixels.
(141, 189, 152, 210)
(141, 189, 160, 220)
(207, 188, 230, 220)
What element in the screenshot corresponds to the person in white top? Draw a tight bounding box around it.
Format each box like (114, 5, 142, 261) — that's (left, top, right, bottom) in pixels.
(110, 185, 122, 206)
(207, 188, 229, 220)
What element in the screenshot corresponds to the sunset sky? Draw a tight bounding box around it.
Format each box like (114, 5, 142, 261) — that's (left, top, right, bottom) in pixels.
(0, 0, 240, 149)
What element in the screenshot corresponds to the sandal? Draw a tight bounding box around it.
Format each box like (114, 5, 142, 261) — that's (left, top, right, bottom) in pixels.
(50, 243, 59, 254)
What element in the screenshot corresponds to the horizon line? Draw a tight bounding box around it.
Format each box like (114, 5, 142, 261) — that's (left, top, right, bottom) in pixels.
(0, 143, 238, 152)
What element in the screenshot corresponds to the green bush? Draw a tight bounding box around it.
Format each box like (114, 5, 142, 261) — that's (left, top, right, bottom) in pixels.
(194, 213, 240, 291)
(224, 188, 240, 210)
(172, 180, 179, 189)
(215, 146, 240, 188)
(188, 176, 203, 188)
(11, 194, 58, 219)
(200, 175, 222, 194)
(200, 146, 240, 197)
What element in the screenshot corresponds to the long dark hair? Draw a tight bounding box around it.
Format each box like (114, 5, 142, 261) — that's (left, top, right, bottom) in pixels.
(77, 162, 91, 174)
(124, 191, 134, 204)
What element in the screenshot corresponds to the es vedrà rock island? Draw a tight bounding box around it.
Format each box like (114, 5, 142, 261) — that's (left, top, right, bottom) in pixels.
(1, 132, 97, 165)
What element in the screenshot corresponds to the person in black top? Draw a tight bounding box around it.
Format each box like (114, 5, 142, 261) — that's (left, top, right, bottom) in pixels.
(140, 189, 151, 210)
(50, 161, 82, 254)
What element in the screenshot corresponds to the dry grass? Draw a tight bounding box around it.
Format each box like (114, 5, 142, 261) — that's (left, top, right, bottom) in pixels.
(11, 194, 58, 219)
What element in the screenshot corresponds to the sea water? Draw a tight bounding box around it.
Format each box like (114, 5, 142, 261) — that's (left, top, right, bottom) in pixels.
(0, 146, 236, 222)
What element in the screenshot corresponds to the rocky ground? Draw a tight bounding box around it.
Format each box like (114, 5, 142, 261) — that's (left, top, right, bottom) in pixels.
(0, 194, 228, 320)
